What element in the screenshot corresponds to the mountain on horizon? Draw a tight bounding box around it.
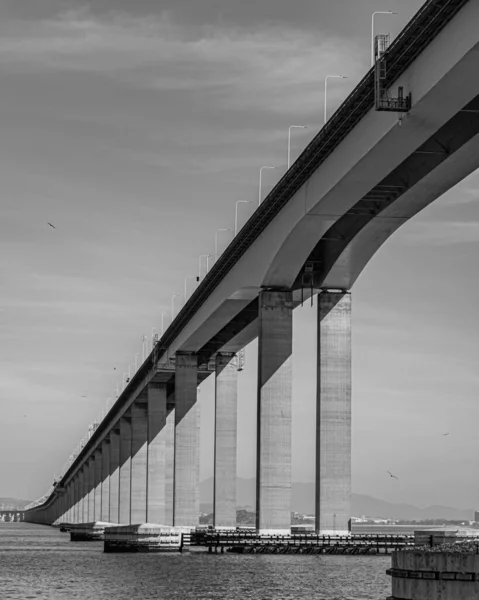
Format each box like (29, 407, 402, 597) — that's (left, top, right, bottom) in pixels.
(0, 498, 31, 510)
(200, 478, 475, 521)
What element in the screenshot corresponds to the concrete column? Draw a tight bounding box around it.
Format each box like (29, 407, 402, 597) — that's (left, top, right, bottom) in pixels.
(80, 467, 87, 523)
(119, 417, 132, 525)
(256, 289, 293, 534)
(130, 403, 148, 524)
(94, 448, 102, 522)
(109, 429, 120, 523)
(67, 484, 74, 523)
(101, 439, 110, 522)
(173, 353, 199, 527)
(87, 459, 95, 522)
(73, 475, 80, 523)
(165, 395, 175, 526)
(147, 383, 167, 524)
(213, 353, 238, 529)
(315, 291, 351, 535)
(79, 467, 86, 523)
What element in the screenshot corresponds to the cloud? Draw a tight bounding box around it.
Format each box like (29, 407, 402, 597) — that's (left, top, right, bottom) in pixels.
(0, 8, 364, 115)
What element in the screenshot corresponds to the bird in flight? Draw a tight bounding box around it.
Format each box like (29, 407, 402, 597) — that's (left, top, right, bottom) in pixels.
(387, 471, 399, 480)
(80, 395, 87, 398)
(47, 222, 56, 229)
(443, 432, 450, 436)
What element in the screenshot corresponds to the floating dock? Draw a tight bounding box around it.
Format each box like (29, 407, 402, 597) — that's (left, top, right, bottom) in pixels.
(104, 524, 191, 553)
(69, 521, 117, 542)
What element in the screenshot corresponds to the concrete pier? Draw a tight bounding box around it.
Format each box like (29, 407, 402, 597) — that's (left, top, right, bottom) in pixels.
(81, 466, 88, 523)
(147, 383, 168, 524)
(213, 353, 238, 529)
(109, 430, 120, 524)
(130, 402, 148, 524)
(119, 417, 132, 525)
(174, 352, 200, 527)
(256, 290, 293, 534)
(315, 292, 351, 535)
(165, 398, 175, 526)
(87, 458, 95, 522)
(101, 439, 110, 523)
(94, 448, 102, 522)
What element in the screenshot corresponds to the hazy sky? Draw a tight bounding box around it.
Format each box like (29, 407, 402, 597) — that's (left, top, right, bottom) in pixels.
(1, 0, 479, 511)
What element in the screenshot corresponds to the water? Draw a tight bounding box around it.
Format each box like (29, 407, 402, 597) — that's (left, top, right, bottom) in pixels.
(0, 523, 391, 599)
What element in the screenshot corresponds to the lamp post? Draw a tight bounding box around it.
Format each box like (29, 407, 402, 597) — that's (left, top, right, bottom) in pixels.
(151, 327, 157, 349)
(134, 353, 139, 371)
(161, 312, 168, 335)
(142, 334, 148, 360)
(259, 165, 275, 206)
(207, 254, 213, 273)
(215, 228, 231, 262)
(199, 254, 212, 281)
(171, 293, 179, 319)
(324, 75, 348, 124)
(288, 126, 307, 169)
(235, 200, 250, 235)
(371, 11, 397, 66)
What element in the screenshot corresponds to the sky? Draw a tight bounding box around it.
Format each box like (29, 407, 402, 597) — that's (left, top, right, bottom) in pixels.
(1, 0, 479, 511)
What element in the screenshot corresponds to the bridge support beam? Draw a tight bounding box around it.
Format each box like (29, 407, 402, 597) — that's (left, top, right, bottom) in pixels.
(74, 474, 81, 524)
(119, 416, 132, 525)
(147, 383, 169, 524)
(256, 289, 293, 534)
(173, 352, 200, 527)
(87, 458, 95, 522)
(109, 429, 120, 523)
(101, 439, 110, 522)
(94, 448, 102, 522)
(213, 352, 238, 529)
(315, 291, 351, 535)
(165, 392, 175, 526)
(81, 465, 88, 523)
(130, 402, 148, 524)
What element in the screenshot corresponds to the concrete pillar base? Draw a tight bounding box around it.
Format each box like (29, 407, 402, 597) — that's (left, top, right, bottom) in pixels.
(173, 353, 199, 527)
(213, 352, 238, 529)
(256, 289, 293, 533)
(315, 291, 351, 535)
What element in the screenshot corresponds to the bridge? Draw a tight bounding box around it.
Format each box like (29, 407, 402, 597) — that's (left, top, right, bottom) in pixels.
(25, 0, 479, 536)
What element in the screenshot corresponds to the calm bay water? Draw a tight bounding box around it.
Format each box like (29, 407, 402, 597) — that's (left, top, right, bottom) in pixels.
(0, 523, 390, 599)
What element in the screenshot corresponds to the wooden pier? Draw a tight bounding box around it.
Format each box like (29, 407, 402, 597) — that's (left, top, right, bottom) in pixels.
(192, 530, 415, 555)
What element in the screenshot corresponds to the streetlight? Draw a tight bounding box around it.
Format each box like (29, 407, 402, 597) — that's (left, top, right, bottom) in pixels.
(171, 293, 179, 319)
(288, 126, 307, 169)
(134, 353, 139, 371)
(151, 327, 157, 348)
(161, 312, 168, 335)
(142, 334, 148, 360)
(206, 254, 213, 273)
(215, 228, 231, 262)
(259, 165, 275, 206)
(235, 200, 250, 235)
(199, 254, 212, 281)
(372, 11, 397, 67)
(324, 75, 347, 124)
(184, 276, 196, 303)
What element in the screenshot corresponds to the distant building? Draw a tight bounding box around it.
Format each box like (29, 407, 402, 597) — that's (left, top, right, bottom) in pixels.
(474, 511, 479, 522)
